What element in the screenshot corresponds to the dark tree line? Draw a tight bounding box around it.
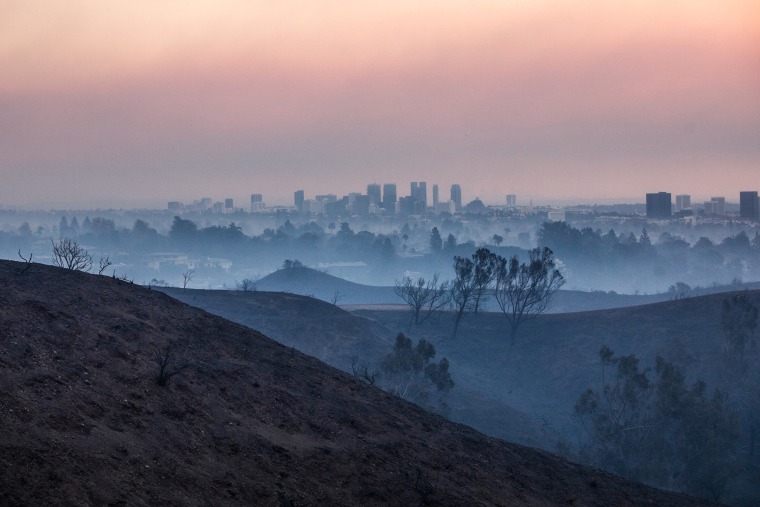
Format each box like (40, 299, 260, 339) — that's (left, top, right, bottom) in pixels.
(575, 347, 739, 501)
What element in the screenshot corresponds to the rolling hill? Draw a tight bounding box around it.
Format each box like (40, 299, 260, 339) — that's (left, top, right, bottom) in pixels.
(254, 265, 760, 313)
(0, 259, 717, 506)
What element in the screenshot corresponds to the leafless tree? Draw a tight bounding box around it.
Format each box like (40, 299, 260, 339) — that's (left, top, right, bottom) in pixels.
(98, 256, 112, 275)
(182, 269, 195, 290)
(153, 344, 188, 386)
(330, 290, 342, 306)
(350, 356, 377, 385)
(236, 278, 257, 292)
(17, 249, 33, 274)
(51, 236, 92, 271)
(494, 247, 565, 344)
(394, 274, 450, 328)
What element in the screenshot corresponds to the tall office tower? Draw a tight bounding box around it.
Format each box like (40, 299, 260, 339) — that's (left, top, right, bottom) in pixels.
(451, 184, 462, 211)
(506, 194, 517, 207)
(710, 196, 726, 215)
(250, 193, 263, 212)
(432, 184, 439, 206)
(740, 191, 760, 220)
(410, 182, 420, 204)
(367, 184, 381, 205)
(645, 192, 672, 219)
(224, 198, 233, 210)
(315, 194, 337, 202)
(354, 194, 370, 216)
(294, 190, 305, 213)
(382, 184, 397, 210)
(675, 194, 690, 212)
(410, 181, 427, 207)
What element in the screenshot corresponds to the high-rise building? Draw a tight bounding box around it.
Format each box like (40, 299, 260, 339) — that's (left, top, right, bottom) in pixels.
(410, 181, 427, 208)
(294, 190, 305, 213)
(250, 194, 265, 213)
(382, 184, 397, 210)
(740, 191, 759, 220)
(451, 184, 462, 211)
(224, 198, 233, 210)
(645, 192, 672, 219)
(710, 196, 726, 215)
(367, 184, 381, 205)
(302, 199, 325, 215)
(353, 194, 370, 216)
(675, 194, 690, 212)
(432, 184, 439, 206)
(506, 194, 517, 207)
(315, 194, 337, 203)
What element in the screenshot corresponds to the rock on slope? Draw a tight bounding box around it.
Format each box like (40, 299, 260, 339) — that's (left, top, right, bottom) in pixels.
(0, 261, 716, 506)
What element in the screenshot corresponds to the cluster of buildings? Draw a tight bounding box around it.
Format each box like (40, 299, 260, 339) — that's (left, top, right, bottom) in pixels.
(290, 182, 470, 217)
(167, 182, 519, 218)
(646, 191, 760, 221)
(166, 186, 760, 223)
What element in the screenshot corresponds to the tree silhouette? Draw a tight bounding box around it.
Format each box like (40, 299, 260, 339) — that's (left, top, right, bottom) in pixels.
(494, 247, 564, 344)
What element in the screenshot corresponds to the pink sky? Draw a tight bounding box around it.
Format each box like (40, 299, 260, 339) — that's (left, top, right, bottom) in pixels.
(1, 1, 759, 208)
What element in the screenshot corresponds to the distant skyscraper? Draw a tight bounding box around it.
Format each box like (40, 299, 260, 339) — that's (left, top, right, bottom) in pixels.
(645, 192, 672, 219)
(224, 198, 233, 209)
(432, 184, 439, 206)
(367, 184, 381, 205)
(710, 196, 726, 215)
(410, 181, 427, 208)
(451, 184, 462, 211)
(740, 191, 759, 220)
(250, 194, 264, 212)
(675, 194, 690, 212)
(294, 190, 305, 213)
(506, 194, 517, 207)
(382, 184, 397, 210)
(354, 194, 370, 216)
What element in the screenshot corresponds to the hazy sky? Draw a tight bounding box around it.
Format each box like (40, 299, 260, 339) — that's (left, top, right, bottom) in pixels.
(1, 1, 759, 209)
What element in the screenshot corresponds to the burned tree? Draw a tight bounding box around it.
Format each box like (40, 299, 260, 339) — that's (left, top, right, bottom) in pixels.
(494, 247, 564, 344)
(394, 274, 450, 328)
(51, 236, 92, 272)
(450, 256, 476, 339)
(153, 344, 188, 386)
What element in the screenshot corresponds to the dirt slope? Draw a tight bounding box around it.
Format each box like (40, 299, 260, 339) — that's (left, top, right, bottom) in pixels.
(0, 260, 717, 506)
(160, 287, 556, 449)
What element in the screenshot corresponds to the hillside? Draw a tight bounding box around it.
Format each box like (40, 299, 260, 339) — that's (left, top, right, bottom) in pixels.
(255, 267, 397, 305)
(354, 292, 756, 439)
(254, 266, 759, 313)
(0, 259, 717, 506)
(161, 287, 556, 449)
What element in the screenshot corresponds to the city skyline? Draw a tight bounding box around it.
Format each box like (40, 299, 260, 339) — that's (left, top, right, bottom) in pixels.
(2, 1, 759, 209)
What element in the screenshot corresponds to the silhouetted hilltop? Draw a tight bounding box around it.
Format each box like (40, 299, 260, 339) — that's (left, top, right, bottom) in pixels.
(256, 266, 398, 305)
(0, 260, 718, 506)
(254, 265, 760, 313)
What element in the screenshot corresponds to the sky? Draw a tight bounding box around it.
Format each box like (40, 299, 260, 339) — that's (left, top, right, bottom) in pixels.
(1, 0, 759, 209)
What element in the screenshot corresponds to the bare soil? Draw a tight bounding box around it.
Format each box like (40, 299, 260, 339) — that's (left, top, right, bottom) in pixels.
(0, 260, 719, 506)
